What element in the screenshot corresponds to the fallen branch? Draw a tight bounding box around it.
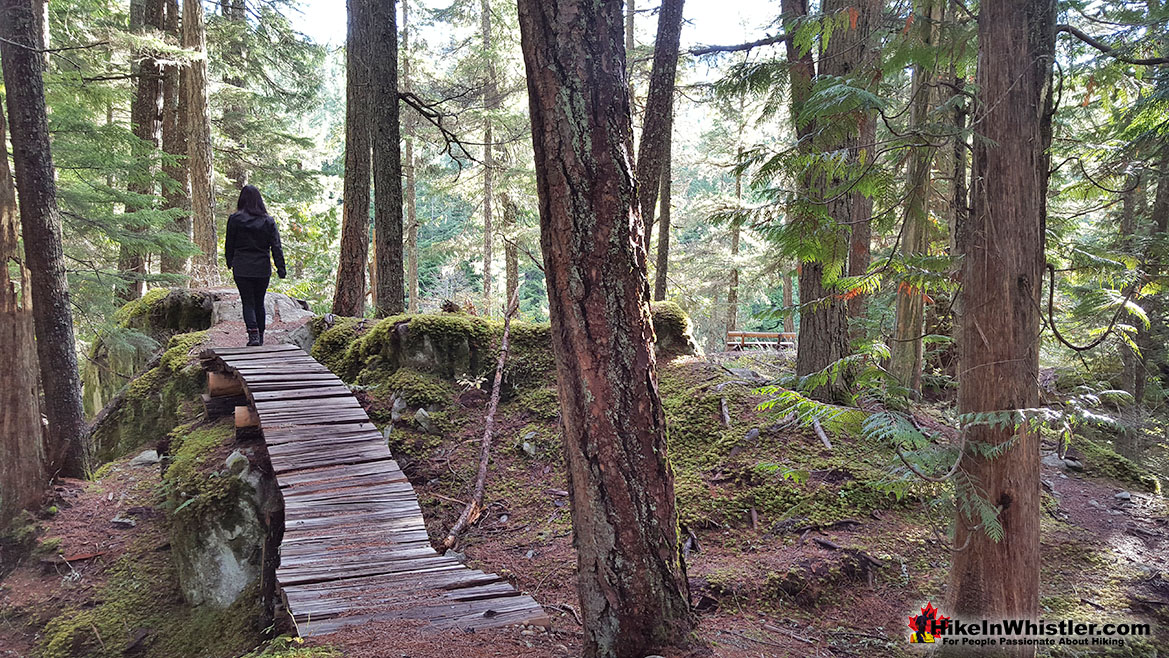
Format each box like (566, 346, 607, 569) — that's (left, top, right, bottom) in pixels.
(443, 289, 520, 550)
(813, 419, 833, 450)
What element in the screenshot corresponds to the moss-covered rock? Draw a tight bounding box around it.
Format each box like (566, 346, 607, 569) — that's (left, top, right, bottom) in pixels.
(90, 331, 208, 462)
(652, 301, 701, 359)
(84, 289, 213, 416)
(1074, 436, 1160, 493)
(164, 419, 281, 608)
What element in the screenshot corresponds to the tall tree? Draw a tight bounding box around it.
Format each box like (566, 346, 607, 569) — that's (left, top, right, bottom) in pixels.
(333, 0, 373, 317)
(1118, 170, 1145, 401)
(403, 0, 420, 313)
(635, 0, 683, 243)
(517, 1, 694, 655)
(120, 0, 167, 301)
(1, 0, 91, 478)
(944, 0, 1055, 649)
(220, 0, 249, 188)
(183, 0, 217, 281)
(371, 0, 404, 316)
(652, 110, 673, 301)
(159, 0, 192, 278)
(889, 0, 944, 393)
(0, 99, 45, 523)
(502, 192, 518, 307)
(481, 0, 496, 314)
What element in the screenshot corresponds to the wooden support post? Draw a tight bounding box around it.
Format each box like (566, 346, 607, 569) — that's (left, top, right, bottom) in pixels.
(235, 405, 259, 428)
(209, 371, 244, 397)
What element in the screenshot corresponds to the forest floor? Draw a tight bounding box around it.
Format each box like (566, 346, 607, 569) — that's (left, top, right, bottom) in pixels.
(2, 330, 1166, 657)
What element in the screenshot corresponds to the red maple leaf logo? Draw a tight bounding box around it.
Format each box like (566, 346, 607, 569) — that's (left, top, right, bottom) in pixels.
(908, 602, 950, 638)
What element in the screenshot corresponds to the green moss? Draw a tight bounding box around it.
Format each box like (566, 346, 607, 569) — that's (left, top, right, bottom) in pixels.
(360, 368, 454, 408)
(388, 425, 445, 462)
(38, 552, 262, 658)
(112, 288, 171, 327)
(240, 640, 342, 658)
(651, 301, 700, 358)
(90, 331, 207, 462)
(1076, 437, 1160, 492)
(162, 419, 241, 524)
(518, 387, 560, 421)
(34, 537, 61, 556)
(311, 316, 365, 375)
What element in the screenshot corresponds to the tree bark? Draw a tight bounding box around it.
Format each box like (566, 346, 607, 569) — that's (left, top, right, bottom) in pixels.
(516, 1, 694, 655)
(889, 0, 943, 393)
(220, 0, 249, 188)
(403, 0, 419, 313)
(944, 0, 1055, 651)
(1, 0, 92, 478)
(481, 0, 496, 315)
(371, 0, 404, 316)
(652, 110, 673, 301)
(635, 0, 683, 244)
(183, 0, 217, 282)
(120, 0, 166, 301)
(159, 0, 191, 279)
(1118, 171, 1145, 402)
(782, 269, 794, 333)
(333, 0, 373, 317)
(0, 96, 45, 524)
(502, 192, 518, 307)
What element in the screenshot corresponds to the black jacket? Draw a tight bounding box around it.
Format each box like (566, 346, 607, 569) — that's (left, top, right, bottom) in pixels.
(225, 210, 286, 279)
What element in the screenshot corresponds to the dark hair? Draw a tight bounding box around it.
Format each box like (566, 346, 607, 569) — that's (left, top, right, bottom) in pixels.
(236, 185, 268, 217)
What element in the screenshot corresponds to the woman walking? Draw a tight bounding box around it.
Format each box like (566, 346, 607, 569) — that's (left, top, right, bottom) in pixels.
(225, 185, 286, 346)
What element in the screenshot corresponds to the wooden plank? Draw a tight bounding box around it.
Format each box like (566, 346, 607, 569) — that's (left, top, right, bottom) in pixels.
(211, 344, 303, 355)
(208, 371, 243, 396)
(249, 387, 352, 402)
(235, 406, 259, 428)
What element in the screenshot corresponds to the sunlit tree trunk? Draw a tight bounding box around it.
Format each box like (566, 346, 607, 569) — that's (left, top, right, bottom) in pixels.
(0, 98, 45, 523)
(1119, 171, 1146, 403)
(652, 110, 672, 301)
(635, 0, 683, 245)
(159, 0, 191, 279)
(480, 0, 496, 315)
(371, 0, 404, 316)
(890, 0, 943, 393)
(183, 0, 217, 282)
(120, 0, 166, 301)
(944, 0, 1055, 652)
(403, 0, 419, 313)
(502, 192, 518, 307)
(333, 0, 372, 317)
(1, 0, 91, 478)
(221, 0, 249, 188)
(517, 0, 694, 654)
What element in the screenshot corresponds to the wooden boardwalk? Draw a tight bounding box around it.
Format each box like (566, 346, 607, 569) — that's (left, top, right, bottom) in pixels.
(202, 344, 548, 637)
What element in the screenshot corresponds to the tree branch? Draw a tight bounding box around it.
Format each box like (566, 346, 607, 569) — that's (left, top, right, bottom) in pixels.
(688, 33, 788, 57)
(1056, 24, 1169, 66)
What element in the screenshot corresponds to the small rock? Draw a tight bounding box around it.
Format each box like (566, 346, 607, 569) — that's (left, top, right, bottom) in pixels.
(1041, 453, 1064, 469)
(523, 430, 538, 441)
(498, 514, 509, 523)
(1088, 499, 1102, 509)
(1115, 491, 1132, 501)
(726, 368, 766, 382)
(128, 449, 160, 467)
(225, 450, 249, 474)
(744, 428, 760, 442)
(521, 441, 537, 458)
(415, 408, 435, 433)
(448, 550, 466, 563)
(111, 516, 137, 529)
(525, 549, 536, 560)
(1064, 458, 1084, 472)
(390, 395, 407, 423)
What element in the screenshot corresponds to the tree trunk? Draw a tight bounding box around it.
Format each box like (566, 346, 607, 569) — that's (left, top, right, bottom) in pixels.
(625, 0, 634, 76)
(120, 0, 166, 301)
(1145, 145, 1169, 398)
(1, 0, 92, 478)
(652, 110, 672, 301)
(945, 0, 1055, 650)
(1119, 171, 1144, 402)
(371, 0, 404, 316)
(183, 0, 217, 283)
(220, 0, 248, 188)
(403, 0, 419, 313)
(0, 97, 45, 524)
(782, 269, 794, 333)
(516, 1, 694, 655)
(159, 0, 191, 279)
(502, 192, 518, 307)
(635, 0, 683, 244)
(333, 0, 372, 317)
(889, 0, 943, 393)
(481, 0, 496, 315)
(726, 139, 745, 334)
(847, 2, 882, 323)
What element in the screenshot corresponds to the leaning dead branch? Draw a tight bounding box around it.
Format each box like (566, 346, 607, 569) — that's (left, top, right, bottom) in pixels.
(443, 289, 521, 550)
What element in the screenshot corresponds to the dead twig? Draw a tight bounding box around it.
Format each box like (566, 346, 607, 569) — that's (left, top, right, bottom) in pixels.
(543, 603, 582, 626)
(443, 289, 520, 549)
(813, 419, 833, 450)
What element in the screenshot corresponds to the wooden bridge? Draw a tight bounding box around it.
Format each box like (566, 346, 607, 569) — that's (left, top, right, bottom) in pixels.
(201, 344, 548, 637)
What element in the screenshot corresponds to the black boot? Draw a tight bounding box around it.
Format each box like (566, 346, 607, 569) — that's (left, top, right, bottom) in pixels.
(258, 329, 265, 346)
(246, 329, 261, 346)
